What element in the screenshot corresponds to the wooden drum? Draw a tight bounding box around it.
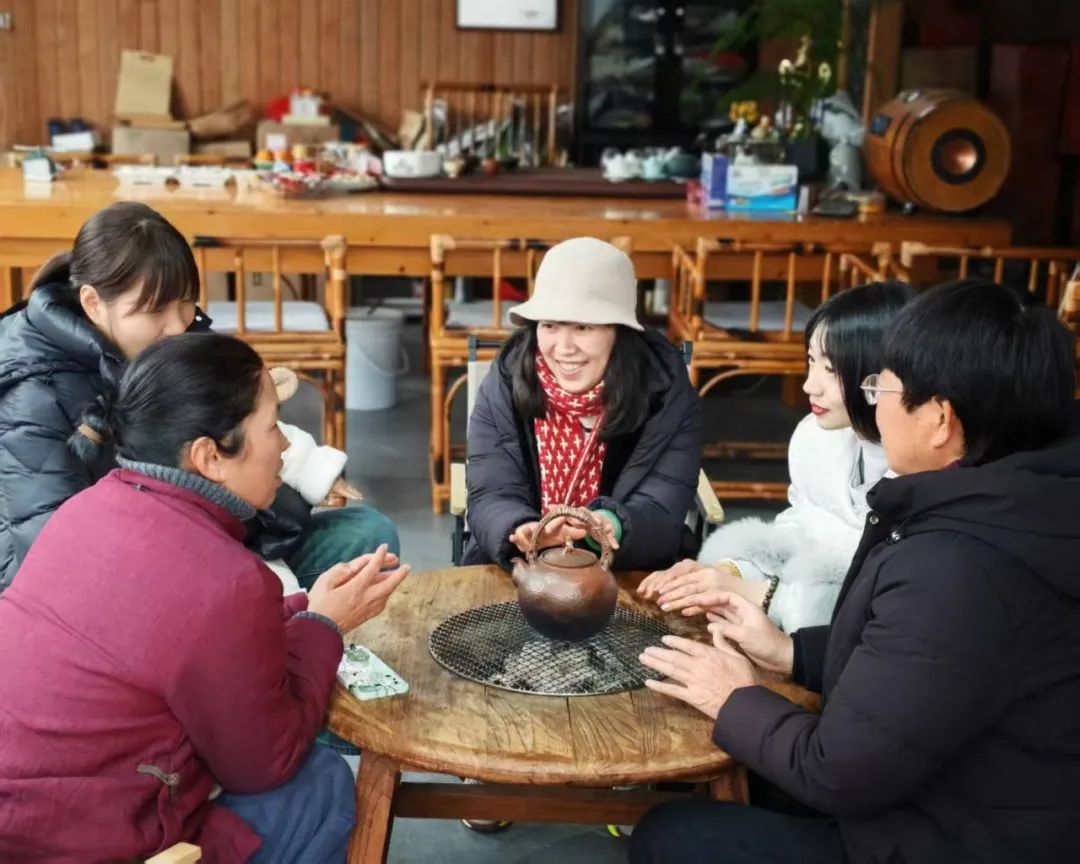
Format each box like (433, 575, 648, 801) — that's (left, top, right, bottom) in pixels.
(865, 89, 1011, 213)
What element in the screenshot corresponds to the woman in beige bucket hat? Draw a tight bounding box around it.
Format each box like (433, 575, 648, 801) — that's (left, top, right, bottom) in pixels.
(462, 236, 703, 573)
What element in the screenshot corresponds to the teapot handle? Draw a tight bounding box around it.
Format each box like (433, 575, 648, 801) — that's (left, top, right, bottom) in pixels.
(529, 505, 614, 569)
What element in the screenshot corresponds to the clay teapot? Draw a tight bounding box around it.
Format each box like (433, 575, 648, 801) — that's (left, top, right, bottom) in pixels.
(510, 506, 618, 641)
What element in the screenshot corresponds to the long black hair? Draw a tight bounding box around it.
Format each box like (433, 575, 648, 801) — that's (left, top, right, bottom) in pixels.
(502, 322, 651, 438)
(70, 333, 265, 466)
(30, 201, 199, 312)
(804, 281, 916, 443)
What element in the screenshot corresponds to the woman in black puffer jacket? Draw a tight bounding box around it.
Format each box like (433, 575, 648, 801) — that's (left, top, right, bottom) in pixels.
(0, 202, 398, 595)
(0, 203, 203, 591)
(463, 237, 702, 572)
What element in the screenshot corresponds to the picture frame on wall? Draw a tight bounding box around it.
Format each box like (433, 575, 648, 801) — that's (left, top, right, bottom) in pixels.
(456, 0, 559, 32)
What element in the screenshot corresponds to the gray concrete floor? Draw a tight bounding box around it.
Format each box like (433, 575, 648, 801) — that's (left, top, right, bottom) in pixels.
(280, 322, 792, 862)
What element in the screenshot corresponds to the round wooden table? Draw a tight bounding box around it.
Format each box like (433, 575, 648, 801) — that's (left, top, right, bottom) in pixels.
(327, 564, 814, 863)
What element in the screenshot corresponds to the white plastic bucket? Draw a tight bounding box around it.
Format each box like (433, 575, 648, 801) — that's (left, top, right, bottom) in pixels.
(345, 307, 408, 411)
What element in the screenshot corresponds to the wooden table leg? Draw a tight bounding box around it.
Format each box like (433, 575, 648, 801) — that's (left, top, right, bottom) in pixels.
(348, 753, 401, 864)
(709, 764, 750, 804)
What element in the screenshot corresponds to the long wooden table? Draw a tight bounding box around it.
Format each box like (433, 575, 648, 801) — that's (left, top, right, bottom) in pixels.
(0, 169, 1010, 309)
(328, 564, 817, 864)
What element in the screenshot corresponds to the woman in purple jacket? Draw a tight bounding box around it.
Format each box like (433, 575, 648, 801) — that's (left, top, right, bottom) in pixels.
(0, 333, 410, 863)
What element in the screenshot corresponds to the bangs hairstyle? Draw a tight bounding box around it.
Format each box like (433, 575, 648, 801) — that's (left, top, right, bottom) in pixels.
(805, 281, 916, 443)
(503, 322, 650, 438)
(30, 201, 199, 312)
(882, 279, 1075, 466)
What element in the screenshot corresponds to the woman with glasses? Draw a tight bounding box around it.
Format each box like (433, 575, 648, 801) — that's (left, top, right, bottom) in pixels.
(632, 279, 1080, 864)
(639, 282, 914, 632)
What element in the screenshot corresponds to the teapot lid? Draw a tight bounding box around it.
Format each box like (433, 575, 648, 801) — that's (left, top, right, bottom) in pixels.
(538, 544, 598, 569)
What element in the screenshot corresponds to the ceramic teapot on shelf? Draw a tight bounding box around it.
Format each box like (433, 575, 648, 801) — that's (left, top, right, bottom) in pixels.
(510, 506, 618, 641)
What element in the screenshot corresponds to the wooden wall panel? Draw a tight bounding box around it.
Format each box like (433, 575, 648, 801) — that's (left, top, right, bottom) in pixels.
(0, 0, 578, 149)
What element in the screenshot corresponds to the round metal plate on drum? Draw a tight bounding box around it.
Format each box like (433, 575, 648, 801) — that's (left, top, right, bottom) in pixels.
(428, 601, 673, 697)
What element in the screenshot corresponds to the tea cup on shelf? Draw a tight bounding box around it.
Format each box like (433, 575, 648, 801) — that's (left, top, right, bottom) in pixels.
(443, 155, 465, 178)
(622, 150, 644, 179)
(603, 154, 630, 182)
(642, 154, 666, 181)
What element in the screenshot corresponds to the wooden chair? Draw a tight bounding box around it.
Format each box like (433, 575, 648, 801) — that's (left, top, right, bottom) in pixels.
(50, 151, 158, 168)
(427, 235, 632, 513)
(449, 335, 724, 564)
(176, 153, 252, 168)
(669, 238, 896, 501)
(899, 241, 1080, 391)
(192, 236, 349, 449)
(145, 843, 201, 863)
(421, 82, 564, 167)
(898, 241, 1080, 307)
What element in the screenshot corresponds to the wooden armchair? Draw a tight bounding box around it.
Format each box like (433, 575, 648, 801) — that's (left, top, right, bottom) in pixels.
(669, 238, 895, 500)
(192, 236, 349, 448)
(449, 336, 724, 564)
(427, 235, 632, 512)
(899, 241, 1080, 307)
(899, 241, 1080, 390)
(176, 153, 252, 168)
(146, 842, 200, 863)
(51, 151, 158, 168)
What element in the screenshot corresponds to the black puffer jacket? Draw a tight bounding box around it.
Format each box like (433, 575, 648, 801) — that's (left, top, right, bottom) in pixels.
(0, 286, 123, 591)
(713, 436, 1080, 863)
(463, 328, 702, 571)
(0, 286, 308, 592)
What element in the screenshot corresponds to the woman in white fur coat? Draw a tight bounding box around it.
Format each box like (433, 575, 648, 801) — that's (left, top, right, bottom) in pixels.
(639, 281, 914, 632)
(267, 368, 400, 596)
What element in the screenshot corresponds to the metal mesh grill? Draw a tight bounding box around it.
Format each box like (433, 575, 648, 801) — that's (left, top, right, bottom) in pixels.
(428, 601, 672, 696)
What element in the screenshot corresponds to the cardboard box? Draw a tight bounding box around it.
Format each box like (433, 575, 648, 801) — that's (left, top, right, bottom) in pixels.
(115, 51, 174, 117)
(256, 120, 340, 152)
(112, 126, 190, 166)
(195, 140, 253, 159)
(725, 164, 798, 212)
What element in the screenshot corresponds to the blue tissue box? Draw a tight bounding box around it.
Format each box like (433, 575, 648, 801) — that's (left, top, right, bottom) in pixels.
(725, 164, 799, 212)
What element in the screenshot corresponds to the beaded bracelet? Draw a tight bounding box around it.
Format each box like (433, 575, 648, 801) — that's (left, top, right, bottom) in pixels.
(761, 574, 781, 614)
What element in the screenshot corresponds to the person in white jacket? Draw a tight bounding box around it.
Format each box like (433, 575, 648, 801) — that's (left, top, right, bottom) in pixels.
(639, 281, 914, 632)
(267, 368, 400, 596)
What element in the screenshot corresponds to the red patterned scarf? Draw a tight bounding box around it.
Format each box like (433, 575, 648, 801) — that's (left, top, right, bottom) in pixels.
(534, 351, 607, 511)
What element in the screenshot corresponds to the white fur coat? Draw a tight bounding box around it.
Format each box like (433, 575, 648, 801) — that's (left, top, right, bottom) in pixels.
(699, 415, 890, 632)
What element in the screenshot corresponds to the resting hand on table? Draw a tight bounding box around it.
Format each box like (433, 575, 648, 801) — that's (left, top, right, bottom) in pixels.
(637, 559, 767, 614)
(509, 513, 620, 555)
(705, 592, 794, 676)
(639, 626, 758, 720)
(307, 544, 411, 633)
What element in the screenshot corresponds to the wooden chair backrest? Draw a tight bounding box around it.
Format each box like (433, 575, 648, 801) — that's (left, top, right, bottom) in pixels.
(192, 236, 348, 339)
(176, 153, 252, 168)
(50, 152, 157, 168)
(671, 239, 896, 342)
(899, 241, 1080, 308)
(429, 235, 633, 341)
(422, 81, 563, 167)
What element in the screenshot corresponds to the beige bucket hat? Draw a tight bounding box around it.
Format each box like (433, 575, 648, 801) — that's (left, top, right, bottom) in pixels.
(508, 237, 643, 331)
